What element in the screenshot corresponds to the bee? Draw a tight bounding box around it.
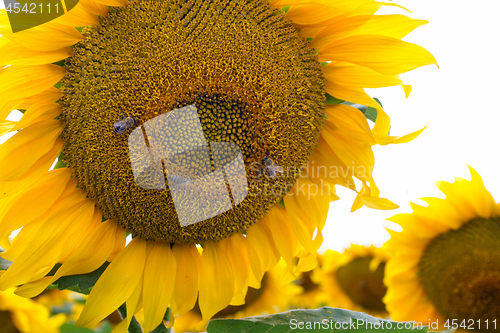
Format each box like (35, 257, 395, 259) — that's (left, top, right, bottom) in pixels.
(262, 156, 283, 179)
(168, 174, 193, 186)
(113, 116, 136, 134)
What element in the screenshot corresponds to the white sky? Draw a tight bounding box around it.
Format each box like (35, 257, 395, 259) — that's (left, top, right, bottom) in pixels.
(2, 1, 500, 252)
(321, 0, 500, 251)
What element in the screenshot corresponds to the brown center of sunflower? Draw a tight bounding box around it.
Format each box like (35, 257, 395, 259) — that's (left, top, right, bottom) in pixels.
(419, 218, 500, 331)
(0, 311, 20, 333)
(335, 257, 387, 312)
(59, 0, 325, 243)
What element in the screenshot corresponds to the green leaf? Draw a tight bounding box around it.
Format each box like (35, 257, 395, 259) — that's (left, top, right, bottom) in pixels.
(342, 102, 378, 123)
(363, 107, 378, 123)
(60, 323, 95, 333)
(51, 262, 110, 294)
(325, 93, 344, 105)
(0, 256, 12, 270)
(60, 322, 112, 333)
(207, 308, 428, 333)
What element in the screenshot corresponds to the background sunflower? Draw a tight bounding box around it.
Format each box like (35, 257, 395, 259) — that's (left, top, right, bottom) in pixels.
(0, 0, 435, 331)
(384, 167, 500, 331)
(294, 245, 389, 318)
(0, 288, 66, 333)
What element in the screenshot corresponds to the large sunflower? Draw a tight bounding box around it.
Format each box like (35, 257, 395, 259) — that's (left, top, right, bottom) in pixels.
(384, 167, 500, 331)
(0, 0, 436, 331)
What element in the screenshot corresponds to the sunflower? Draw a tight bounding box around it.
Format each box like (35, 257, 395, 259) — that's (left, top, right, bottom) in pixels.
(33, 289, 71, 310)
(384, 167, 500, 331)
(0, 288, 65, 333)
(303, 245, 389, 317)
(173, 260, 301, 332)
(0, 0, 435, 331)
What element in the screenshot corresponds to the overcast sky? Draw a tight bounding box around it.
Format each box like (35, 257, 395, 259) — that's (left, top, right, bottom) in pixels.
(322, 0, 500, 251)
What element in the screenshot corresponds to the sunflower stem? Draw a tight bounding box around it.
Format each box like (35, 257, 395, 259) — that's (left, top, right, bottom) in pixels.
(117, 304, 143, 333)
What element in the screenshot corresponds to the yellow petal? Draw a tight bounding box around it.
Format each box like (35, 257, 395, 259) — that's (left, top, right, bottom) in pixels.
(296, 252, 319, 272)
(373, 126, 425, 145)
(12, 102, 62, 131)
(0, 41, 71, 66)
(0, 168, 72, 241)
(325, 103, 376, 144)
(356, 194, 399, 210)
(311, 15, 428, 50)
(142, 242, 177, 333)
(221, 234, 250, 306)
(170, 244, 199, 317)
(15, 219, 118, 298)
(0, 99, 21, 120)
(0, 120, 16, 136)
(319, 35, 437, 75)
(77, 237, 147, 328)
(0, 198, 94, 288)
(245, 221, 280, 287)
(321, 121, 375, 184)
(325, 82, 381, 110)
(114, 280, 143, 333)
(0, 139, 63, 199)
(272, 0, 375, 13)
(197, 242, 234, 325)
(18, 87, 62, 109)
(372, 108, 390, 136)
(402, 84, 412, 97)
(0, 120, 62, 181)
(91, 0, 128, 6)
(0, 23, 82, 52)
(53, 0, 108, 27)
(0, 65, 65, 101)
(267, 205, 299, 272)
(323, 62, 403, 89)
(283, 185, 321, 261)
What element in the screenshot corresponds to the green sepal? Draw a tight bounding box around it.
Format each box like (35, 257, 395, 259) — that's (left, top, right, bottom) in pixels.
(0, 256, 12, 270)
(48, 262, 110, 295)
(207, 307, 428, 333)
(325, 93, 344, 105)
(53, 60, 66, 67)
(281, 5, 290, 13)
(53, 152, 67, 169)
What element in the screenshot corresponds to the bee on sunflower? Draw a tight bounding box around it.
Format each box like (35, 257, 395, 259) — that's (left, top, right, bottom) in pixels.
(384, 167, 500, 331)
(0, 0, 436, 331)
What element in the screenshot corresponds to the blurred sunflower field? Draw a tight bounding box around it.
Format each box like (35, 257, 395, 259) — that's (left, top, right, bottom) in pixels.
(1, 0, 498, 332)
